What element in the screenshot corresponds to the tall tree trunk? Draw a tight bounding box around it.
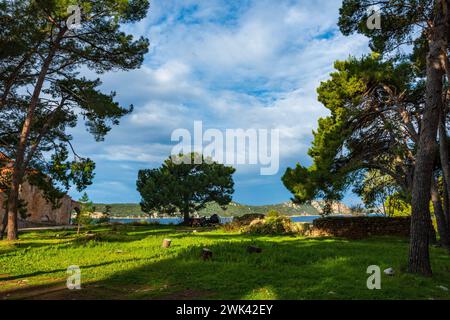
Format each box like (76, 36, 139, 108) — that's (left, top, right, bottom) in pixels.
(7, 176, 21, 240)
(6, 29, 65, 240)
(428, 217, 438, 245)
(439, 112, 450, 228)
(0, 204, 8, 240)
(431, 180, 450, 249)
(183, 211, 190, 225)
(409, 0, 447, 276)
(443, 180, 450, 225)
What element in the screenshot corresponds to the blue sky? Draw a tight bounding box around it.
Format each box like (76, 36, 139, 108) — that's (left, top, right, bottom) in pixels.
(68, 0, 370, 206)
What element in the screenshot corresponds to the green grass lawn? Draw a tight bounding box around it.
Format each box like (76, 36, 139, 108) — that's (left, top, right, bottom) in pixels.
(0, 225, 449, 300)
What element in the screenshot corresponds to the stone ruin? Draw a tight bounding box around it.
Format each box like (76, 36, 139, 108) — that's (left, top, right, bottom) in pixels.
(0, 153, 79, 227)
(0, 182, 79, 227)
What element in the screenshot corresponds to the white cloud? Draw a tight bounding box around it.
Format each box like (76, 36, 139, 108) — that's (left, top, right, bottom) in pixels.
(98, 144, 171, 163)
(129, 102, 190, 128)
(68, 0, 370, 204)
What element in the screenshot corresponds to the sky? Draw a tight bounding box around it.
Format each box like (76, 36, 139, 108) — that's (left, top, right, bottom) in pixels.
(68, 0, 370, 206)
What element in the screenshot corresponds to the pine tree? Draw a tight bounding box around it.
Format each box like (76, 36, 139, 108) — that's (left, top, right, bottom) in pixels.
(338, 0, 449, 275)
(0, 0, 150, 240)
(76, 192, 93, 234)
(137, 154, 236, 224)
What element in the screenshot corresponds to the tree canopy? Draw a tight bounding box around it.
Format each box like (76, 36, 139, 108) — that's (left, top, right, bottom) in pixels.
(283, 51, 450, 257)
(283, 54, 420, 205)
(0, 0, 150, 240)
(337, 0, 450, 275)
(137, 153, 236, 224)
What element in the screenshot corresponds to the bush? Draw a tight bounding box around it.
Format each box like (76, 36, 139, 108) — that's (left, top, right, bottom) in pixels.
(235, 214, 265, 224)
(266, 210, 281, 218)
(243, 216, 295, 235)
(222, 211, 313, 236)
(221, 222, 241, 232)
(221, 214, 265, 232)
(291, 222, 313, 236)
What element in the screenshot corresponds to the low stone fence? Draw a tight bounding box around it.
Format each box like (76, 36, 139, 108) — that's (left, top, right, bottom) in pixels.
(17, 219, 59, 229)
(311, 216, 411, 239)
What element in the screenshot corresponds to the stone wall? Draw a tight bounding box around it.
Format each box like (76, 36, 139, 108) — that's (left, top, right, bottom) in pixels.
(0, 182, 78, 226)
(311, 216, 411, 239)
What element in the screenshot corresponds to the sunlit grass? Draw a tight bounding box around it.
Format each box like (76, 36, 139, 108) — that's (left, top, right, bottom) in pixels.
(0, 225, 449, 300)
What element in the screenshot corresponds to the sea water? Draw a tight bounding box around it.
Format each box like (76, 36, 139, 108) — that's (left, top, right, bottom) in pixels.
(111, 216, 322, 225)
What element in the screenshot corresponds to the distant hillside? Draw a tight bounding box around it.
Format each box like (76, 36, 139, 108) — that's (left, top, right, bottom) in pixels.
(93, 201, 350, 217)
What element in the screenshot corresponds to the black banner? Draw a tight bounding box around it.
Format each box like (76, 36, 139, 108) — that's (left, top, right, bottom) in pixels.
(1, 300, 449, 319)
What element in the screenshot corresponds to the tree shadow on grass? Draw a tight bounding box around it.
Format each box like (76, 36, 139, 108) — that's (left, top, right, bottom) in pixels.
(90, 236, 450, 300)
(0, 238, 83, 257)
(3, 233, 450, 300)
(0, 258, 153, 282)
(0, 228, 165, 256)
(71, 225, 219, 244)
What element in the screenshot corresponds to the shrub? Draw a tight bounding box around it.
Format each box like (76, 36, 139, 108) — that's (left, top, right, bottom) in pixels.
(222, 212, 313, 236)
(221, 214, 265, 232)
(235, 214, 265, 224)
(243, 216, 294, 235)
(266, 210, 281, 218)
(221, 222, 241, 232)
(291, 222, 313, 236)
